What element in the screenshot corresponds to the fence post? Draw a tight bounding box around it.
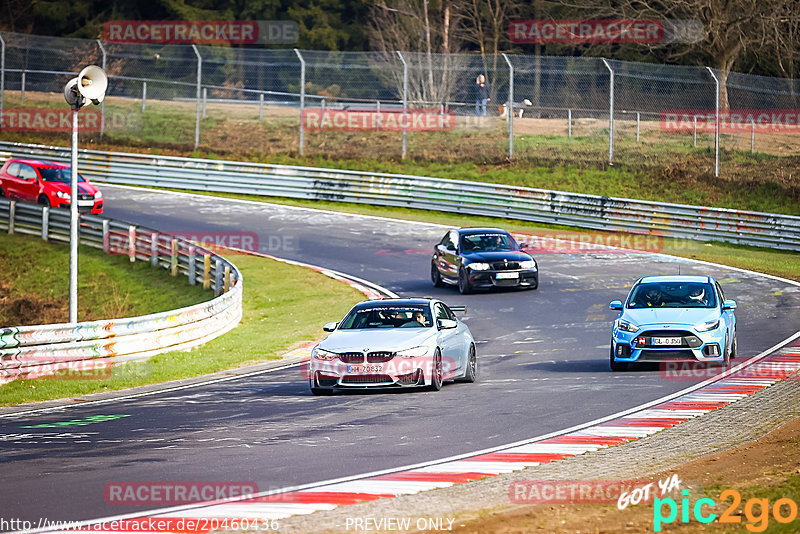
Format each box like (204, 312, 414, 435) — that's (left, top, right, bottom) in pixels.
(750, 119, 755, 153)
(7, 200, 13, 234)
(223, 265, 231, 293)
(568, 108, 572, 137)
(706, 67, 720, 177)
(96, 39, 106, 139)
(214, 258, 223, 295)
(376, 100, 381, 131)
(150, 232, 159, 266)
(259, 93, 264, 121)
(601, 58, 614, 165)
(170, 238, 178, 276)
(41, 206, 49, 241)
(636, 112, 640, 142)
(102, 219, 110, 253)
(693, 116, 697, 147)
(192, 44, 202, 149)
(502, 53, 514, 159)
(0, 33, 5, 132)
(396, 51, 408, 159)
(203, 254, 211, 289)
(128, 225, 136, 262)
(294, 48, 305, 156)
(21, 70, 25, 102)
(188, 246, 196, 285)
(202, 87, 207, 118)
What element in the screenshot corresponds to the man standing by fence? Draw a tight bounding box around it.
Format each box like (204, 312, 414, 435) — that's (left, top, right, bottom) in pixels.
(475, 74, 490, 117)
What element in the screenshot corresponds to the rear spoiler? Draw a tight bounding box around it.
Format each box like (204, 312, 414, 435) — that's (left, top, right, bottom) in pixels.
(450, 306, 467, 313)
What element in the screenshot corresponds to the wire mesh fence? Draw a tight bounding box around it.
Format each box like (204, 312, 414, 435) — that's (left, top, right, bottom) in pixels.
(0, 30, 798, 174)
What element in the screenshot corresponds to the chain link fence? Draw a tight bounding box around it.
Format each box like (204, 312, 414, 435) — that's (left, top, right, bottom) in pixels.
(1, 30, 799, 174)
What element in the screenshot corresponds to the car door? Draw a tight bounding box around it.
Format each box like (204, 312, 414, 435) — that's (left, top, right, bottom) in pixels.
(15, 163, 40, 201)
(434, 302, 462, 377)
(2, 162, 23, 198)
(434, 230, 460, 280)
(715, 281, 735, 349)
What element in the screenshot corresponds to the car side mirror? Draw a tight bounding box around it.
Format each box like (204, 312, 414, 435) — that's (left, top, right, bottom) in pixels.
(323, 322, 338, 332)
(722, 299, 737, 311)
(437, 318, 458, 330)
(609, 300, 623, 310)
(518, 242, 528, 249)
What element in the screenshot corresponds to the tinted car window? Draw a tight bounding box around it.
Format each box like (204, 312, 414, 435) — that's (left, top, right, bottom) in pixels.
(440, 232, 455, 250)
(628, 282, 717, 309)
(18, 164, 37, 181)
(6, 162, 20, 177)
(460, 232, 518, 253)
(38, 167, 86, 183)
(339, 305, 432, 329)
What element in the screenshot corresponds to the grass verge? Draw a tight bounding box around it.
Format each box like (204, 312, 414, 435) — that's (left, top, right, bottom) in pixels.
(0, 232, 209, 326)
(0, 248, 364, 406)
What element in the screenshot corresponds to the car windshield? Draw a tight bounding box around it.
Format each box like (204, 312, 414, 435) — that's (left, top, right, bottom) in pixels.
(37, 167, 86, 183)
(628, 282, 717, 309)
(460, 233, 517, 253)
(339, 305, 433, 329)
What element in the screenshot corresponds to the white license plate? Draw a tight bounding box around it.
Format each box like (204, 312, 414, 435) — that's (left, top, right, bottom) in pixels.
(78, 200, 95, 207)
(347, 364, 383, 373)
(495, 272, 519, 279)
(651, 337, 682, 346)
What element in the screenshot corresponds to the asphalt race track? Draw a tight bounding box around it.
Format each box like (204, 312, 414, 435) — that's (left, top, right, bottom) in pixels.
(2, 186, 799, 527)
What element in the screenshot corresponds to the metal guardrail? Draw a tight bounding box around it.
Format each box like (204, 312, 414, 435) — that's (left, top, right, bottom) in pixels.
(0, 198, 243, 383)
(2, 141, 800, 251)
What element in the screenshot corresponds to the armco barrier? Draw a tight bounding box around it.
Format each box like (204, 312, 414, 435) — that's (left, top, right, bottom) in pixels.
(1, 141, 799, 251)
(0, 198, 242, 384)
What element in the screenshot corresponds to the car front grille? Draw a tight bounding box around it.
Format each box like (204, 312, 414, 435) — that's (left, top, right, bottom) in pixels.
(341, 374, 394, 385)
(367, 351, 395, 363)
(78, 194, 94, 200)
(337, 352, 363, 363)
(491, 261, 520, 271)
(639, 350, 696, 361)
(637, 330, 701, 348)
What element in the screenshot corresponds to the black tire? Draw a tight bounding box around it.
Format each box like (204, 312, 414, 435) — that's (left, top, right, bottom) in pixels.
(0, 187, 5, 198)
(458, 268, 472, 295)
(428, 349, 444, 391)
(431, 261, 444, 287)
(721, 335, 731, 365)
(456, 344, 477, 383)
(610, 343, 627, 372)
(38, 195, 50, 207)
(730, 331, 737, 359)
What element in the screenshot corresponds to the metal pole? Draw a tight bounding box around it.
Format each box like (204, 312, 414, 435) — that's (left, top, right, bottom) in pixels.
(750, 119, 754, 153)
(396, 51, 408, 159)
(259, 93, 264, 121)
(69, 109, 79, 324)
(502, 53, 514, 158)
(320, 98, 326, 131)
(294, 48, 305, 156)
(601, 58, 614, 165)
(706, 67, 720, 177)
(636, 112, 640, 142)
(0, 33, 5, 133)
(142, 81, 147, 112)
(192, 44, 201, 149)
(693, 116, 697, 147)
(376, 100, 381, 131)
(21, 71, 25, 102)
(202, 87, 207, 118)
(96, 40, 106, 139)
(568, 109, 572, 137)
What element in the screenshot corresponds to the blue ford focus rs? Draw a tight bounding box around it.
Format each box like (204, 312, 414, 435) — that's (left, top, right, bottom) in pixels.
(609, 275, 737, 371)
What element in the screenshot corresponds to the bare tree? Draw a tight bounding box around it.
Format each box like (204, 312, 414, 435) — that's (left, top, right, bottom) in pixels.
(368, 0, 466, 105)
(556, 0, 800, 109)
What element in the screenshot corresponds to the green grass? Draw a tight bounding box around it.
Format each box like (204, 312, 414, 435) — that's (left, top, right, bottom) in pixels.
(0, 252, 364, 406)
(0, 232, 209, 326)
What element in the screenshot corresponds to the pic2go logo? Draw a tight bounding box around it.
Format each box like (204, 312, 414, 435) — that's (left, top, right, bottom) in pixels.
(653, 489, 799, 532)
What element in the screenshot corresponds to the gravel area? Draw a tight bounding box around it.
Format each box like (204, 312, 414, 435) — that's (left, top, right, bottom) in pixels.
(273, 375, 800, 533)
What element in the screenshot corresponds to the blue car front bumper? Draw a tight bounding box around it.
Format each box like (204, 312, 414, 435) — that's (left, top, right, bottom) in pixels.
(612, 324, 728, 364)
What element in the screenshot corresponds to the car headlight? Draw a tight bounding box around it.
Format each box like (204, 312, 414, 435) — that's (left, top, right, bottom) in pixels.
(468, 262, 490, 271)
(94, 190, 103, 199)
(56, 191, 70, 199)
(519, 260, 537, 271)
(617, 320, 640, 333)
(312, 347, 338, 360)
(696, 320, 720, 332)
(396, 346, 430, 358)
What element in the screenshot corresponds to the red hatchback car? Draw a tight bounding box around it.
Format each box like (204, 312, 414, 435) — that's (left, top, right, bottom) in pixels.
(0, 158, 103, 214)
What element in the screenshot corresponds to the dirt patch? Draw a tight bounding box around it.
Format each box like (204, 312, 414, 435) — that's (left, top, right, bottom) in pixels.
(454, 416, 800, 534)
